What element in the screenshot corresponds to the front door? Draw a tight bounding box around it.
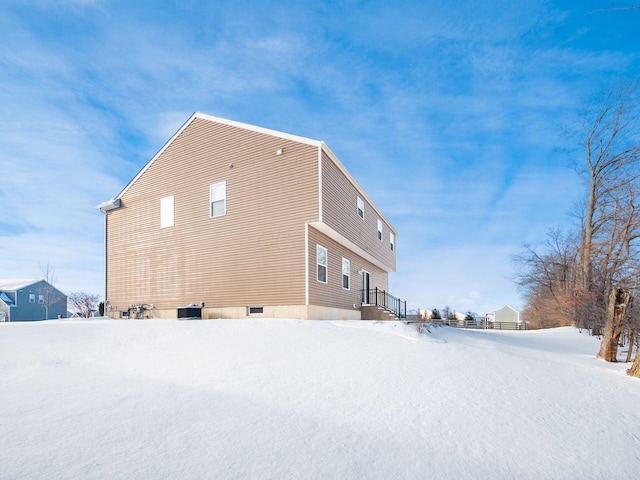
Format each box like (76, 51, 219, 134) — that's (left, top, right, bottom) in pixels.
(361, 270, 370, 304)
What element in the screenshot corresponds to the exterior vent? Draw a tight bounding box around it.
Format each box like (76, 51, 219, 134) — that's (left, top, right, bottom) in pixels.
(248, 306, 264, 315)
(177, 306, 202, 319)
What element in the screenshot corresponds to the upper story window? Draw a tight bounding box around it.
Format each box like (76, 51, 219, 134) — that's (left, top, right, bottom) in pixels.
(210, 181, 227, 218)
(390, 232, 395, 252)
(317, 245, 327, 283)
(377, 219, 383, 241)
(29, 293, 35, 303)
(357, 197, 364, 219)
(160, 195, 174, 228)
(38, 295, 44, 304)
(342, 258, 350, 290)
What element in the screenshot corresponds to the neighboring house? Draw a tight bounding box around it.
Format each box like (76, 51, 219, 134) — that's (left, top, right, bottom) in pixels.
(97, 113, 403, 320)
(484, 305, 521, 327)
(0, 279, 67, 321)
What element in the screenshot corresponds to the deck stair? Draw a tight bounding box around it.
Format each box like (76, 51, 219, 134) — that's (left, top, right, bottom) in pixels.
(360, 288, 406, 320)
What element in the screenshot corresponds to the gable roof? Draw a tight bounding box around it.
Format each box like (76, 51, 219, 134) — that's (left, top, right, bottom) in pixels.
(0, 279, 40, 291)
(113, 112, 323, 201)
(489, 305, 519, 314)
(101, 112, 396, 233)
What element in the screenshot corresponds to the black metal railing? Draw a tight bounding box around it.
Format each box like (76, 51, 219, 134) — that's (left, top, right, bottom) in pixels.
(362, 288, 407, 319)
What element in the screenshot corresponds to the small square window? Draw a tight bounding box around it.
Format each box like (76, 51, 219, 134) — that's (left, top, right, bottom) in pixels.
(357, 197, 364, 219)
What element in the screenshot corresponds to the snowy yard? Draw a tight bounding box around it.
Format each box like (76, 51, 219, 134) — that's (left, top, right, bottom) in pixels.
(1, 319, 639, 479)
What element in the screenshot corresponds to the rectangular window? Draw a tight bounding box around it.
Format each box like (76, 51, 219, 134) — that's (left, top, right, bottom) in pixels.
(210, 181, 226, 218)
(377, 219, 383, 241)
(357, 197, 364, 219)
(160, 195, 174, 228)
(317, 245, 327, 283)
(38, 295, 44, 304)
(342, 258, 350, 290)
(390, 232, 395, 252)
(29, 293, 35, 303)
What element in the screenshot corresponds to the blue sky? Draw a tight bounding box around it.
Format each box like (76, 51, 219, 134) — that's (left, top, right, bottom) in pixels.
(1, 0, 638, 314)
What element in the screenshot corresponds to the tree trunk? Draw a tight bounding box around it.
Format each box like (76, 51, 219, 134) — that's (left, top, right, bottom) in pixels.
(597, 288, 631, 362)
(628, 349, 640, 378)
(625, 328, 635, 363)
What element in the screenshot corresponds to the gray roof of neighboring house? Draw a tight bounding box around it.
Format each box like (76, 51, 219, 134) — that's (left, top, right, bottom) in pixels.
(0, 279, 40, 291)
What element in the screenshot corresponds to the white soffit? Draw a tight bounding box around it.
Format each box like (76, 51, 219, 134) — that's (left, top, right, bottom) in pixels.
(308, 221, 394, 274)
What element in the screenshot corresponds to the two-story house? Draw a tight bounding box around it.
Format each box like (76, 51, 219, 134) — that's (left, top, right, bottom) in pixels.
(0, 279, 67, 321)
(97, 113, 403, 320)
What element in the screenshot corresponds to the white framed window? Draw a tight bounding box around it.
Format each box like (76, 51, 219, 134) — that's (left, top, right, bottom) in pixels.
(210, 181, 226, 218)
(317, 245, 327, 283)
(377, 219, 383, 241)
(248, 306, 264, 315)
(29, 293, 35, 303)
(160, 195, 174, 228)
(390, 232, 395, 252)
(38, 295, 44, 304)
(357, 197, 364, 219)
(342, 258, 350, 290)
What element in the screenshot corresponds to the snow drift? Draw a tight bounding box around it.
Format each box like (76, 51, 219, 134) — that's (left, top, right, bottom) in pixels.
(1, 320, 638, 479)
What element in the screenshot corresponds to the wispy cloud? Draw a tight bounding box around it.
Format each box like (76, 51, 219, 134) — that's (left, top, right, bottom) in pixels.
(0, 0, 638, 310)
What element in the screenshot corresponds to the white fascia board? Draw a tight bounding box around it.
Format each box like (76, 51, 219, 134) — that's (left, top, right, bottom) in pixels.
(114, 112, 199, 201)
(195, 112, 323, 148)
(320, 142, 397, 235)
(308, 221, 395, 274)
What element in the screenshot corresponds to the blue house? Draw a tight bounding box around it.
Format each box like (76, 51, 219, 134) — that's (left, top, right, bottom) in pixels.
(0, 279, 67, 321)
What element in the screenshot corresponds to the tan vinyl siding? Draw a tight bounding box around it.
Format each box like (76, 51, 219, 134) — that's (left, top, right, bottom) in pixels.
(308, 225, 388, 311)
(320, 150, 396, 272)
(106, 117, 318, 312)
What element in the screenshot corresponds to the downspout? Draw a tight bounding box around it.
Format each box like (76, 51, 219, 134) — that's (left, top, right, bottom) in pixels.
(96, 198, 121, 318)
(104, 213, 108, 316)
(305, 223, 309, 307)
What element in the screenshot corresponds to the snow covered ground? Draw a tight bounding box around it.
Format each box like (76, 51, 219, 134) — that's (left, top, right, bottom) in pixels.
(1, 319, 639, 479)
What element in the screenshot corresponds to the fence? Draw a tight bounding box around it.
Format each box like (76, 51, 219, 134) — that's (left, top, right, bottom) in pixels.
(410, 318, 527, 330)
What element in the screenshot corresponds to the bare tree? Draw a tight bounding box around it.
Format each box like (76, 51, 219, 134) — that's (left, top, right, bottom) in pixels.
(628, 341, 640, 376)
(575, 84, 640, 296)
(68, 292, 101, 318)
(513, 227, 580, 329)
(564, 84, 640, 365)
(39, 263, 62, 320)
(591, 184, 640, 361)
(515, 84, 640, 375)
